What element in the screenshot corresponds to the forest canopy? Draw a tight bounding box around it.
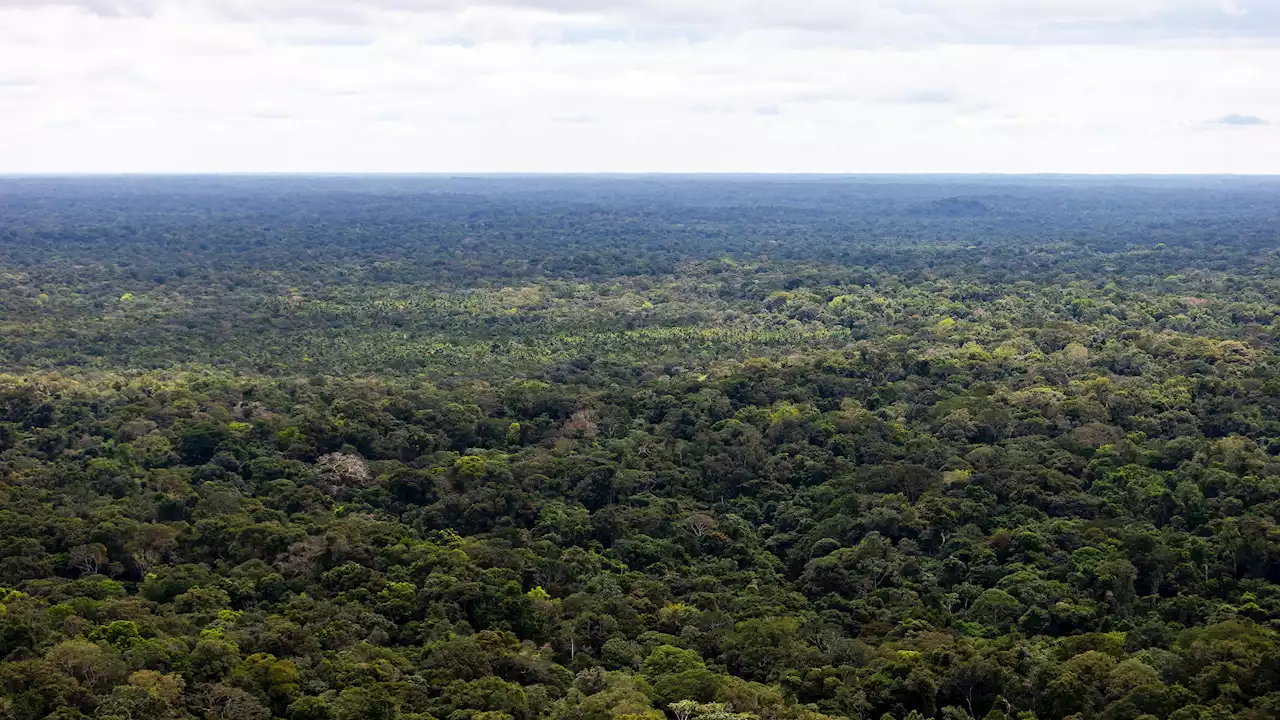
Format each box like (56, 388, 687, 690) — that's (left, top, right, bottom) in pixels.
(0, 176, 1278, 720)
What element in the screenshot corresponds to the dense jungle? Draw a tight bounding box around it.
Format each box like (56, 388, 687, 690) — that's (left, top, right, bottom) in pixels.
(1, 175, 1279, 720)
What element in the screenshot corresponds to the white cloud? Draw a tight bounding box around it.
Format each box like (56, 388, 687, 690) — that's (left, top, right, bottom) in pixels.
(0, 1, 1277, 172)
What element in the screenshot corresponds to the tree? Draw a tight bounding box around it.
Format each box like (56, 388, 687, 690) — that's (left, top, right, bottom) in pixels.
(333, 686, 398, 720)
(188, 683, 271, 720)
(969, 589, 1021, 630)
(667, 701, 755, 720)
(45, 638, 124, 688)
(95, 684, 171, 720)
(316, 453, 372, 496)
(641, 646, 705, 678)
(70, 544, 109, 576)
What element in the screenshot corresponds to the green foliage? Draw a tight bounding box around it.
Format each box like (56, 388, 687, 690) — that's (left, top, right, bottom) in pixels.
(1, 176, 1280, 720)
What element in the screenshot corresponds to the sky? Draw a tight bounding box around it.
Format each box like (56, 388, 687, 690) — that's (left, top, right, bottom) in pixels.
(1, 0, 1278, 174)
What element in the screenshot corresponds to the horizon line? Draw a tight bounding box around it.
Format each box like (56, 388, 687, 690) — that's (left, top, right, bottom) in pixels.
(4, 171, 1280, 179)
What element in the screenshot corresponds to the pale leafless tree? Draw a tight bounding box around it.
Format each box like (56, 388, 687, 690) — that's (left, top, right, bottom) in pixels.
(315, 452, 372, 496)
(686, 513, 716, 537)
(69, 544, 108, 576)
(188, 684, 270, 720)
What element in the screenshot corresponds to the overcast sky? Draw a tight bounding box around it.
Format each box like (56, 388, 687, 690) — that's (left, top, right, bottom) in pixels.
(1, 0, 1278, 173)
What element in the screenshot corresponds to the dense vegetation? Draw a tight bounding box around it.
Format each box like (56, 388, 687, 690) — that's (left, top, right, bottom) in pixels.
(1, 176, 1279, 720)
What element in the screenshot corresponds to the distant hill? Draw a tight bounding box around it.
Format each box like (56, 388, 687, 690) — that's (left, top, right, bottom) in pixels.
(911, 195, 994, 216)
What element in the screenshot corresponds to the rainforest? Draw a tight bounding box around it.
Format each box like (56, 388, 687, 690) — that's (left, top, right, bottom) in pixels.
(0, 175, 1278, 720)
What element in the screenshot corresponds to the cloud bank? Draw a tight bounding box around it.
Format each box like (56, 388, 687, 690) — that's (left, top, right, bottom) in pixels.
(1216, 113, 1269, 126)
(1, 0, 1277, 172)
